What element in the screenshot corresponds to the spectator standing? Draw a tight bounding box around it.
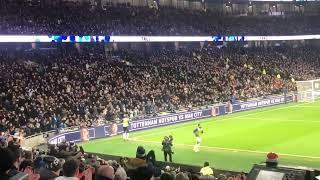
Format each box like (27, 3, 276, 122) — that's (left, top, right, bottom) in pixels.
(55, 159, 79, 180)
(160, 172, 175, 180)
(176, 172, 190, 180)
(115, 164, 127, 180)
(38, 156, 62, 180)
(96, 165, 115, 180)
(7, 144, 24, 177)
(125, 146, 161, 180)
(0, 148, 15, 180)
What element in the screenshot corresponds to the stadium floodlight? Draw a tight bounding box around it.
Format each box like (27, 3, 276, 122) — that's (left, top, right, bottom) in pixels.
(296, 79, 320, 102)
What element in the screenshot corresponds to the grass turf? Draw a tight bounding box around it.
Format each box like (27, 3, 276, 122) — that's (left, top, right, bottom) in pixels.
(81, 101, 320, 172)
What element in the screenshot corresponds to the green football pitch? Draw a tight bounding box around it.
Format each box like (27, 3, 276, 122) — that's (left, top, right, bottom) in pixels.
(82, 101, 320, 172)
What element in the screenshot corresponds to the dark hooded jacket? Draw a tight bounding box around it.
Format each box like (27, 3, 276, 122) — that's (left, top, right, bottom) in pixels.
(125, 158, 160, 180)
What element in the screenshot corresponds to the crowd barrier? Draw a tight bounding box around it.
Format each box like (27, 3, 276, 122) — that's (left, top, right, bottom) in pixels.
(47, 94, 294, 145)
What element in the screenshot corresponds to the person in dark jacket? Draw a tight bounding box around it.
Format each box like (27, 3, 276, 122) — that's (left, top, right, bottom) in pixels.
(125, 146, 161, 180)
(7, 143, 23, 177)
(38, 156, 62, 180)
(162, 136, 173, 162)
(0, 147, 15, 180)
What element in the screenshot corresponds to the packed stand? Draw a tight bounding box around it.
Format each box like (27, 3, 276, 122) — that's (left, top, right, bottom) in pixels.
(0, 3, 319, 36)
(0, 137, 247, 180)
(0, 46, 319, 137)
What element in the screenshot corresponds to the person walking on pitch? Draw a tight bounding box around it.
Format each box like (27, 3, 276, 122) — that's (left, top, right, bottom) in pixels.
(193, 124, 203, 152)
(122, 115, 130, 141)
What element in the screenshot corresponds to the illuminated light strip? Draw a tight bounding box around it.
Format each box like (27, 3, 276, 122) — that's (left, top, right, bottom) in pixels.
(245, 35, 320, 41)
(0, 35, 48, 42)
(250, 0, 295, 1)
(0, 35, 319, 42)
(0, 35, 111, 43)
(109, 36, 214, 42)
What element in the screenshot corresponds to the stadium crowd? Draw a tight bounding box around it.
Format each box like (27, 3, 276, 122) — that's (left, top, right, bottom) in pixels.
(0, 46, 319, 137)
(0, 2, 319, 180)
(0, 2, 319, 35)
(0, 136, 247, 180)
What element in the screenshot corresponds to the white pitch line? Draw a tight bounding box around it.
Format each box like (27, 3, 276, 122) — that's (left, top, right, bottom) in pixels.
(131, 139, 320, 160)
(296, 106, 320, 108)
(133, 102, 311, 140)
(236, 117, 320, 123)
